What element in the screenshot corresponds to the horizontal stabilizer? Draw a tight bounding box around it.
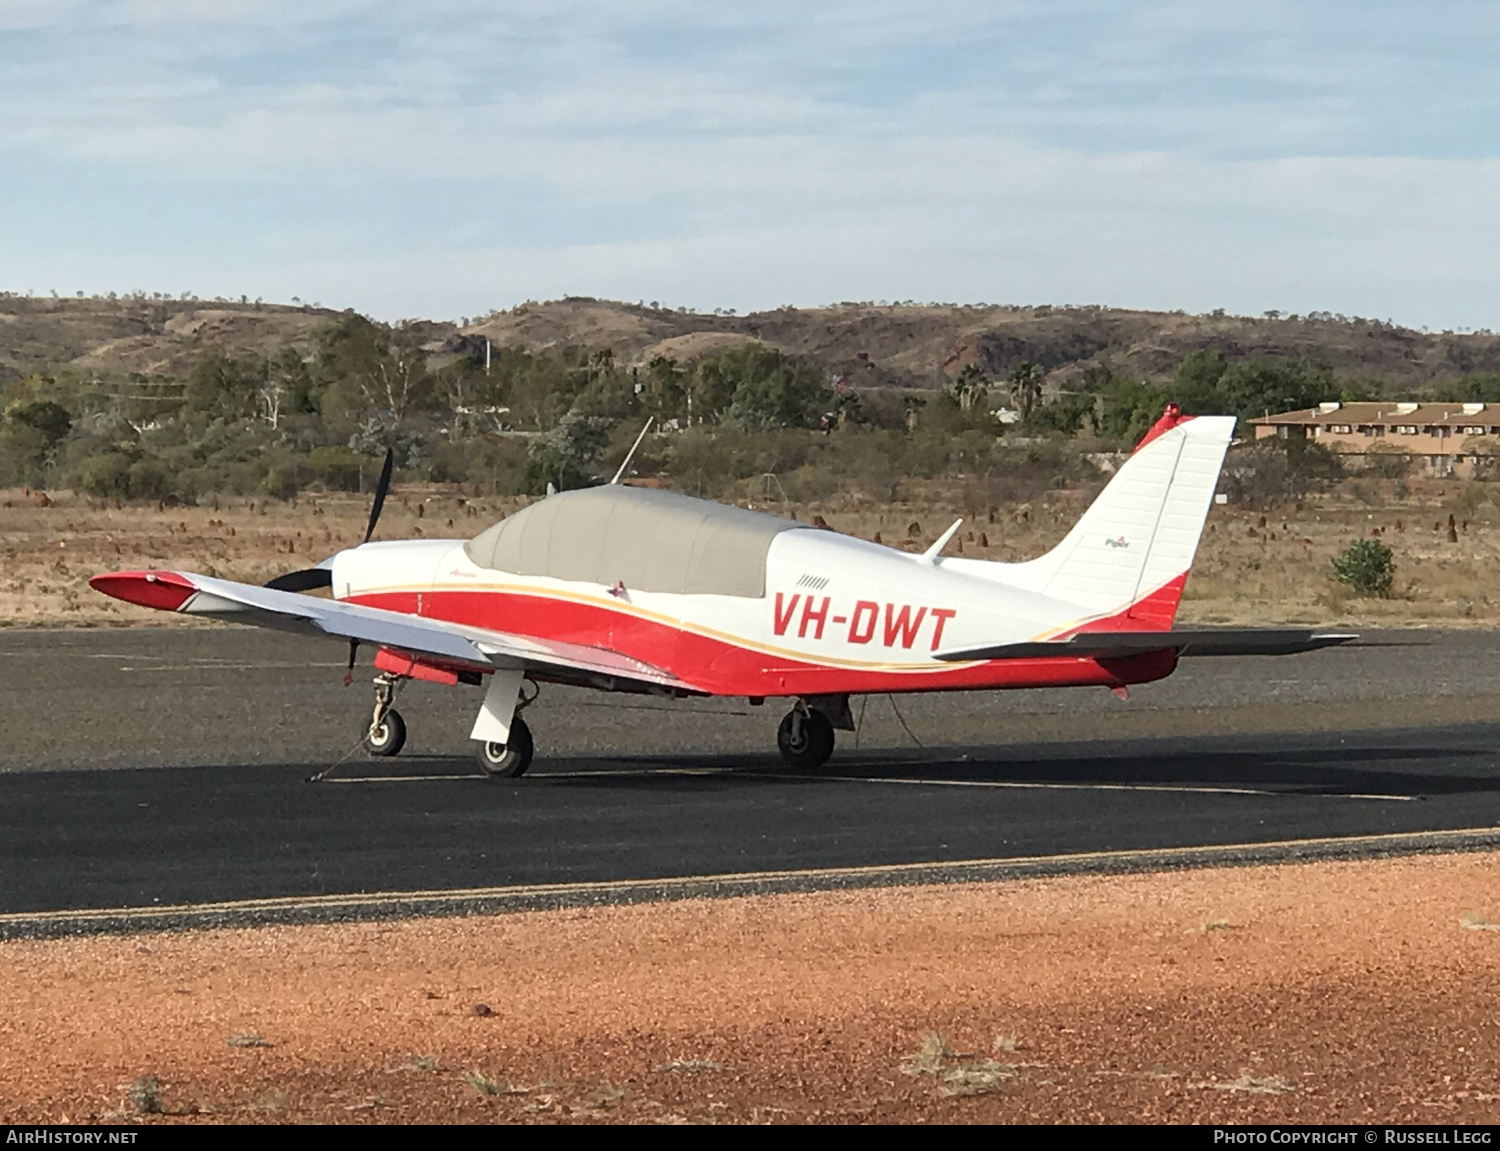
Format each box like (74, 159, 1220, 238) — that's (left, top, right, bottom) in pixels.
(937, 629, 1358, 662)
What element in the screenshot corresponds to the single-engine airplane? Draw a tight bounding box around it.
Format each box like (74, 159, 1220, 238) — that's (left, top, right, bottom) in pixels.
(90, 405, 1353, 777)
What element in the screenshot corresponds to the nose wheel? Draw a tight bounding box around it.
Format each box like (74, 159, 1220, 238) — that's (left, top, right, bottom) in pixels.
(476, 715, 534, 778)
(777, 705, 835, 768)
(366, 708, 407, 756)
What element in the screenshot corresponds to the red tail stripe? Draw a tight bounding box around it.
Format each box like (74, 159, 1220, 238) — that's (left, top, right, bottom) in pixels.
(1072, 573, 1188, 634)
(1132, 403, 1194, 454)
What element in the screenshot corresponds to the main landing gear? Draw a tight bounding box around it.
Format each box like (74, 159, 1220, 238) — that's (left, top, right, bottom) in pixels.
(777, 702, 836, 768)
(473, 674, 538, 778)
(475, 715, 533, 778)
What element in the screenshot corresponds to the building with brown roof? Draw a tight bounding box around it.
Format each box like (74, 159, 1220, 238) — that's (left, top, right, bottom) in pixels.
(1248, 402, 1500, 477)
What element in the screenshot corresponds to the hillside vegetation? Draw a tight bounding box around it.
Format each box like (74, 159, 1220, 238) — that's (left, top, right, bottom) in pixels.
(3, 292, 1499, 508)
(6, 292, 1497, 390)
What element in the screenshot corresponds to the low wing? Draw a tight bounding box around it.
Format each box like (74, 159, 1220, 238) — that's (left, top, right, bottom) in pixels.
(89, 569, 703, 694)
(937, 628, 1358, 662)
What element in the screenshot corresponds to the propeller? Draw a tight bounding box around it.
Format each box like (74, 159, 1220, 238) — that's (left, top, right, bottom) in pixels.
(264, 448, 395, 593)
(264, 565, 333, 592)
(362, 447, 394, 544)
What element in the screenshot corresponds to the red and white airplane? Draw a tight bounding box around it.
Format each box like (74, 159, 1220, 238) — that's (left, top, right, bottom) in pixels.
(90, 406, 1351, 776)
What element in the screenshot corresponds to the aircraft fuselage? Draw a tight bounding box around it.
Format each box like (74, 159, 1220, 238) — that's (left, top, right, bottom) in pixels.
(332, 532, 1178, 699)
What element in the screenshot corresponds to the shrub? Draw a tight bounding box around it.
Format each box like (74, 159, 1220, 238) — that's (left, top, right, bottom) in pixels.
(307, 445, 369, 491)
(7, 400, 72, 448)
(1361, 442, 1412, 479)
(126, 456, 175, 501)
(262, 459, 303, 499)
(0, 420, 49, 486)
(1331, 538, 1395, 596)
(71, 450, 133, 498)
(1222, 439, 1344, 507)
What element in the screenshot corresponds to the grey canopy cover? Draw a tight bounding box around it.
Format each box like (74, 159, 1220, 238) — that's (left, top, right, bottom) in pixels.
(464, 485, 806, 598)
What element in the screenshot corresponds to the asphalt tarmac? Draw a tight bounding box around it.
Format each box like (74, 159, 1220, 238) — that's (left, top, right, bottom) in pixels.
(3, 626, 1500, 930)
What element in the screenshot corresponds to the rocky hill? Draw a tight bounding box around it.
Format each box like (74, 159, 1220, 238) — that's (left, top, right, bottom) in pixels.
(465, 299, 1500, 390)
(5, 292, 1497, 390)
(0, 295, 365, 382)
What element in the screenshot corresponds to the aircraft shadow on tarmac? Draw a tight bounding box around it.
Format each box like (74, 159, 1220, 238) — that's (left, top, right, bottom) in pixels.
(356, 736, 1500, 800)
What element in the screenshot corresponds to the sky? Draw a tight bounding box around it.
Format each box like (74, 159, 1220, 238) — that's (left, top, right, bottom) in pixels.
(1, 1, 1496, 328)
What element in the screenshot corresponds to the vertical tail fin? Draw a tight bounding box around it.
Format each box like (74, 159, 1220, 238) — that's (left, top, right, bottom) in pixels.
(1004, 409, 1235, 628)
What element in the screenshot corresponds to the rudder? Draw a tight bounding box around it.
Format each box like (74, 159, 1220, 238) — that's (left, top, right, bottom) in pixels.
(1004, 408, 1235, 627)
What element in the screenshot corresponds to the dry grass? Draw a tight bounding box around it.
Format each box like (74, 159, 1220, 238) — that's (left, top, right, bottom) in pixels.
(1190, 1074, 1296, 1095)
(125, 1075, 162, 1115)
(899, 1033, 1034, 1097)
(5, 473, 1500, 629)
(461, 1069, 526, 1097)
(0, 485, 519, 627)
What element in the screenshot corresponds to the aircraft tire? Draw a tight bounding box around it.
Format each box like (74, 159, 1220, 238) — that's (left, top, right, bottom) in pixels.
(476, 715, 534, 778)
(777, 708, 835, 768)
(366, 708, 407, 757)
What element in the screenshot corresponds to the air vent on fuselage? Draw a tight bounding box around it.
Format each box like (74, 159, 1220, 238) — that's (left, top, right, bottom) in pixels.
(796, 574, 830, 590)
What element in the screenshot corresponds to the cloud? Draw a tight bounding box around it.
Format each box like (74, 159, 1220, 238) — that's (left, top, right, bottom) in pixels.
(1, 2, 1496, 325)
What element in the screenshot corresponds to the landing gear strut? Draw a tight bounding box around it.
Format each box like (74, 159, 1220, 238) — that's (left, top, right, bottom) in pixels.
(364, 673, 407, 757)
(777, 703, 835, 768)
(474, 676, 539, 778)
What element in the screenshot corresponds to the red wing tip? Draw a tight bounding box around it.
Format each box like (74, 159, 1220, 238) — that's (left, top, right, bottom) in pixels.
(88, 570, 198, 612)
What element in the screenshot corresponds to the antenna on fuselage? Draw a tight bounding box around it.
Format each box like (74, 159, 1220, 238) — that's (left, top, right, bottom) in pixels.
(610, 417, 654, 485)
(919, 518, 964, 564)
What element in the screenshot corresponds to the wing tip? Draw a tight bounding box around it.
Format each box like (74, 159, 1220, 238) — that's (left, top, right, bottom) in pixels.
(88, 570, 197, 612)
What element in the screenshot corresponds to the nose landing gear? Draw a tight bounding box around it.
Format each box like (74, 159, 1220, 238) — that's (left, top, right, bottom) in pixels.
(364, 673, 407, 757)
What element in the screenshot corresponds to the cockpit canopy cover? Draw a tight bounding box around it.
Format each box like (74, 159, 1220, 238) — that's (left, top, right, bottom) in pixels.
(464, 485, 806, 598)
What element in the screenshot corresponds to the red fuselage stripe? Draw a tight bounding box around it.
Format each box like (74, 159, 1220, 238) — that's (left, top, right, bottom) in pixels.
(350, 588, 1179, 697)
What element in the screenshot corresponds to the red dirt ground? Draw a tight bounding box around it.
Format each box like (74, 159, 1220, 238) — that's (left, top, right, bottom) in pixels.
(2, 852, 1498, 1125)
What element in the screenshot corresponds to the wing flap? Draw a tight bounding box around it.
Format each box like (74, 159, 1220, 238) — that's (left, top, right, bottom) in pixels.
(937, 628, 1358, 662)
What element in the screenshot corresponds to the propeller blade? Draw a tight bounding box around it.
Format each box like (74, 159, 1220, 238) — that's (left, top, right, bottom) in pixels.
(363, 448, 394, 544)
(343, 637, 359, 686)
(264, 567, 334, 592)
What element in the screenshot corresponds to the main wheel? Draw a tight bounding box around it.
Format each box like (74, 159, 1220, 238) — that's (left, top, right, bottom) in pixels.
(777, 708, 835, 768)
(475, 715, 534, 778)
(366, 708, 407, 757)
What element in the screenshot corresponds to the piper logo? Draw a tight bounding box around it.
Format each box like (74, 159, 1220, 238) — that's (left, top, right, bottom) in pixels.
(1104, 536, 1130, 549)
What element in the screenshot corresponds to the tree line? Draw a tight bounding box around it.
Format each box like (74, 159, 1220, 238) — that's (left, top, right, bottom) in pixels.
(4, 307, 1497, 506)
